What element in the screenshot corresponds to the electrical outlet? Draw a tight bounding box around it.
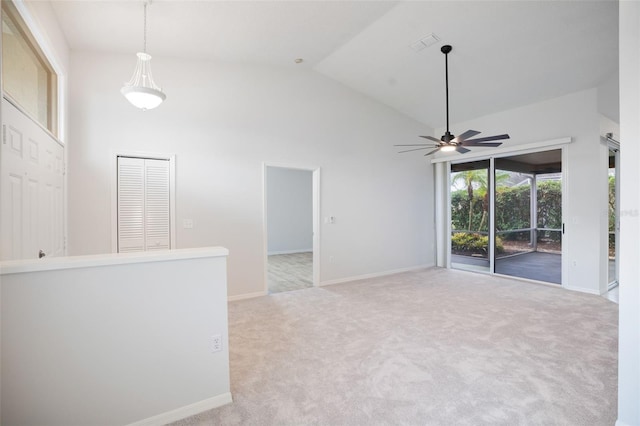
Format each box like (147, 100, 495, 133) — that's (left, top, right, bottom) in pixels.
(211, 334, 222, 353)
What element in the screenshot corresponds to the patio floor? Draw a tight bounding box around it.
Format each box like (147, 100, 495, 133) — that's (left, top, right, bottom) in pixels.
(452, 251, 561, 284)
(496, 252, 561, 283)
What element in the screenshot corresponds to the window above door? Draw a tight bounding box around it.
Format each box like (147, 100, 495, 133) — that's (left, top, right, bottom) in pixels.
(2, 0, 58, 136)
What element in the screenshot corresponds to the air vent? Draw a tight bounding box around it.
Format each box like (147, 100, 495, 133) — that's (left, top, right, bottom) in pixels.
(410, 33, 440, 52)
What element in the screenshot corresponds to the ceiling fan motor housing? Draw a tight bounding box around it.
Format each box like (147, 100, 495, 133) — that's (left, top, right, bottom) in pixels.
(442, 130, 455, 143)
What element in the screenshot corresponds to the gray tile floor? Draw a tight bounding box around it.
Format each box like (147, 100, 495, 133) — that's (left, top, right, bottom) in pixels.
(267, 252, 313, 294)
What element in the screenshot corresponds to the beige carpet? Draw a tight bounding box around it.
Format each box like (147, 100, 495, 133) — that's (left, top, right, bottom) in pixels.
(268, 252, 313, 293)
(171, 267, 618, 425)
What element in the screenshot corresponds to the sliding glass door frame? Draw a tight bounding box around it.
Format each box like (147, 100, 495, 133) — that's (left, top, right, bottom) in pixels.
(607, 141, 620, 289)
(488, 157, 496, 274)
(440, 143, 568, 287)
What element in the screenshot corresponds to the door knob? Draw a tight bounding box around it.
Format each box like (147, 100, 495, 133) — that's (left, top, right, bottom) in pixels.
(39, 250, 46, 259)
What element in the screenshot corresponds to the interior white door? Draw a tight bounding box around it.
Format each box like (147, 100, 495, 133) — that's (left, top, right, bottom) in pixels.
(1, 98, 64, 260)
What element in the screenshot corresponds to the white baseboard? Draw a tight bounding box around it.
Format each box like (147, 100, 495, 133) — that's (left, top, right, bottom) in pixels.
(228, 290, 267, 302)
(127, 393, 233, 426)
(320, 264, 434, 287)
(564, 285, 601, 295)
(267, 249, 312, 255)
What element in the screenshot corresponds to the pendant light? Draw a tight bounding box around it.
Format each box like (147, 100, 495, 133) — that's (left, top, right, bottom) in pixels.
(121, 1, 166, 110)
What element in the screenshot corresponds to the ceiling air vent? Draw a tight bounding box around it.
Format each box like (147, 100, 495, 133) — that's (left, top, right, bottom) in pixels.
(410, 33, 440, 52)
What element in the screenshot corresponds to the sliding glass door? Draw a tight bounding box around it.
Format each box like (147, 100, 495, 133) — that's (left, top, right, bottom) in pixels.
(493, 151, 562, 284)
(450, 149, 563, 284)
(450, 160, 491, 273)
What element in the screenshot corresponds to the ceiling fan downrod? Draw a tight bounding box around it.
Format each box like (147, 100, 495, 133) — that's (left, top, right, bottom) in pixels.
(441, 44, 453, 143)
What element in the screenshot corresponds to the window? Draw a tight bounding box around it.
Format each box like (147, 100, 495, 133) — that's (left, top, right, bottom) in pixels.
(2, 0, 58, 136)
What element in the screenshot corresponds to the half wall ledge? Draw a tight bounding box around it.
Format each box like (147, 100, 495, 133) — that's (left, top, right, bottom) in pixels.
(0, 246, 231, 426)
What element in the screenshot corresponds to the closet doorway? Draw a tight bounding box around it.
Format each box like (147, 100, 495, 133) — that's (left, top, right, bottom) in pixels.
(264, 165, 320, 293)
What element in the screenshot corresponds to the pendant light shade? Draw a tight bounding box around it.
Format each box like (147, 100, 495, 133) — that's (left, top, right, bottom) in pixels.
(121, 2, 166, 110)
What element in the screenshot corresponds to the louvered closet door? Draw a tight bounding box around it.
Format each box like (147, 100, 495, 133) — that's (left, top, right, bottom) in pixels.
(117, 157, 170, 253)
(144, 159, 170, 250)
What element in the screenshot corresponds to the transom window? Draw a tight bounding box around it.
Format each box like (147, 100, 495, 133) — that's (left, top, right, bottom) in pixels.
(2, 0, 58, 136)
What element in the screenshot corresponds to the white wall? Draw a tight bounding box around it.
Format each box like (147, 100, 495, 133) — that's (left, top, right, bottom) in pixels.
(0, 248, 231, 426)
(436, 88, 613, 294)
(67, 52, 435, 297)
(598, 71, 620, 125)
(21, 1, 69, 75)
(617, 2, 640, 424)
(266, 167, 313, 254)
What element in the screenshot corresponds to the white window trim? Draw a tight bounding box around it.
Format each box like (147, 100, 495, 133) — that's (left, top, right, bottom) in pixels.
(430, 137, 572, 164)
(111, 151, 176, 253)
(9, 0, 66, 143)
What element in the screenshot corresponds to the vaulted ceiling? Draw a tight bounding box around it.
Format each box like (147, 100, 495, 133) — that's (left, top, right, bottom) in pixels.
(49, 0, 619, 128)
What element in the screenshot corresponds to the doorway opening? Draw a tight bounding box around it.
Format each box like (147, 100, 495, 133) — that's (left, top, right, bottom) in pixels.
(264, 165, 319, 293)
(449, 149, 563, 285)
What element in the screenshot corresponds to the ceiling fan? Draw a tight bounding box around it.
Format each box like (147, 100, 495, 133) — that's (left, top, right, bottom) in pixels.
(396, 45, 510, 156)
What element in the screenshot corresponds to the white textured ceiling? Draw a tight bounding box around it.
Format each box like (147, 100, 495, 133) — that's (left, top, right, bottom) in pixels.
(50, 1, 399, 64)
(49, 0, 619, 128)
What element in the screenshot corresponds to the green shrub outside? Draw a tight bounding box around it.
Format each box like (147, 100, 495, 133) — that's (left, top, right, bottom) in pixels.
(451, 233, 504, 254)
(451, 180, 562, 242)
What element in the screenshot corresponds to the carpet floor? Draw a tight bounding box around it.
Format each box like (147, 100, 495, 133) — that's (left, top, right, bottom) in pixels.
(170, 267, 618, 425)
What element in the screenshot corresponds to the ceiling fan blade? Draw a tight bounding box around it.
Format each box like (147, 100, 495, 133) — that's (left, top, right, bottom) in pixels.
(419, 135, 441, 143)
(453, 130, 480, 142)
(394, 144, 436, 147)
(460, 141, 503, 147)
(423, 148, 441, 156)
(398, 146, 433, 154)
(463, 134, 510, 144)
(456, 146, 470, 154)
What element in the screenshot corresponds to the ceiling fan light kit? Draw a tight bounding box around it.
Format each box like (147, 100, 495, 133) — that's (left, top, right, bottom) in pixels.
(396, 44, 510, 156)
(121, 1, 166, 111)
